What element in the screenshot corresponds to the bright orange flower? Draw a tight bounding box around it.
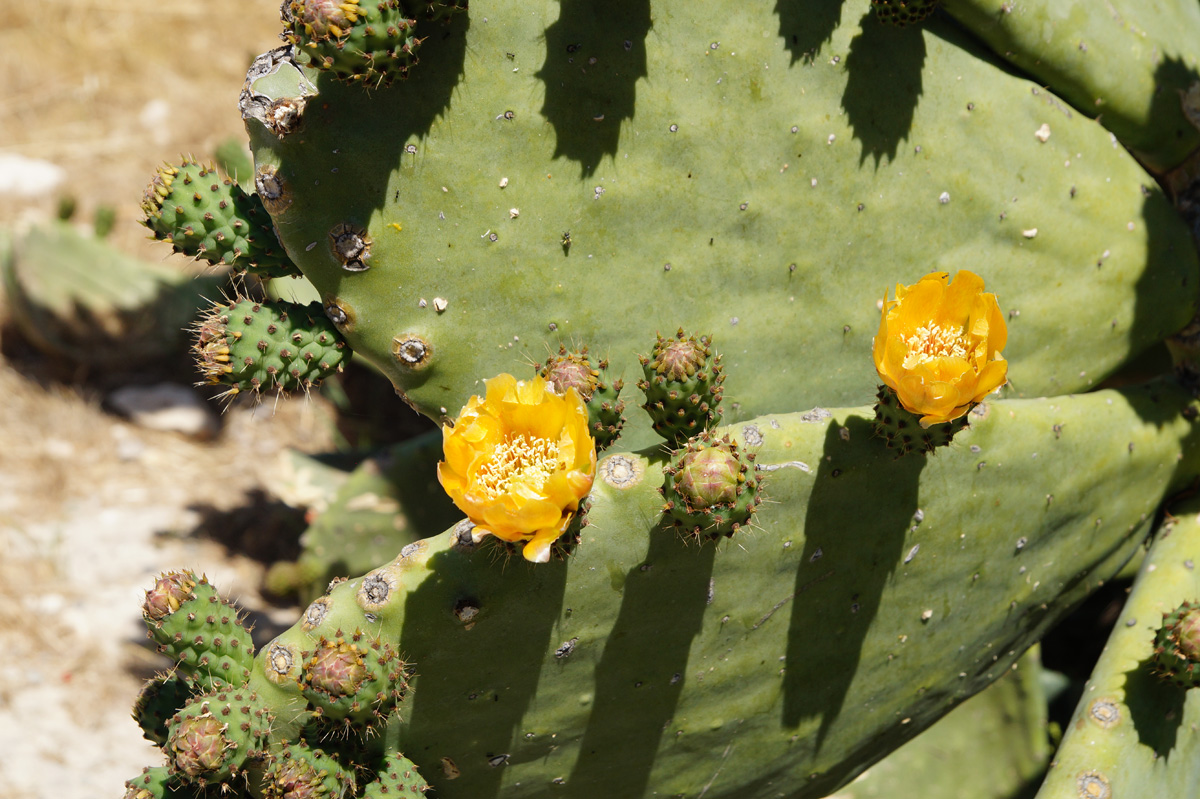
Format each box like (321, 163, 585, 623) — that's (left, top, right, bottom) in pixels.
(873, 271, 1007, 428)
(437, 373, 596, 563)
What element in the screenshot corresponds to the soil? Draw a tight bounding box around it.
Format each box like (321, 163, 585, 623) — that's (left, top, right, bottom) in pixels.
(0, 4, 344, 796)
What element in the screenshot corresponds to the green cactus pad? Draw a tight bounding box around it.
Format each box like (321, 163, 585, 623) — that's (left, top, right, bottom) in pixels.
(873, 385, 970, 456)
(166, 689, 273, 783)
(239, 4, 1200, 428)
(299, 632, 409, 729)
(142, 571, 255, 683)
(1, 221, 226, 370)
(284, 0, 421, 87)
(1032, 496, 1200, 799)
(362, 751, 430, 797)
(538, 346, 625, 450)
(140, 159, 298, 278)
(192, 298, 350, 398)
(261, 741, 356, 799)
(943, 0, 1200, 173)
(638, 329, 724, 446)
(660, 432, 761, 539)
(236, 379, 1200, 798)
(871, 0, 940, 27)
(1152, 600, 1200, 687)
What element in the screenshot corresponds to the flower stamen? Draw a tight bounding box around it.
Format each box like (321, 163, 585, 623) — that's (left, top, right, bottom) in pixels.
(901, 323, 967, 369)
(476, 434, 561, 499)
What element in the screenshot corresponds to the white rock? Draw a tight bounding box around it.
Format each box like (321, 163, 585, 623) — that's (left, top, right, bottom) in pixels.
(107, 384, 219, 439)
(0, 155, 65, 197)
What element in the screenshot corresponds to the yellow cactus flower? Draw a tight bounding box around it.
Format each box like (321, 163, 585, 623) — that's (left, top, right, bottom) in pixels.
(873, 270, 1008, 428)
(437, 373, 596, 563)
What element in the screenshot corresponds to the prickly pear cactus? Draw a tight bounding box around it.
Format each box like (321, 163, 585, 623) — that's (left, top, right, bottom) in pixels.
(193, 298, 350, 399)
(128, 0, 1200, 797)
(1034, 495, 1200, 799)
(235, 0, 1199, 432)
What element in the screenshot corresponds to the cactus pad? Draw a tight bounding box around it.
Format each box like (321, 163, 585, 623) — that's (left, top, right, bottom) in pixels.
(284, 0, 421, 87)
(142, 571, 255, 683)
(192, 298, 350, 398)
(638, 329, 724, 445)
(660, 431, 761, 539)
(538, 346, 625, 450)
(140, 159, 298, 278)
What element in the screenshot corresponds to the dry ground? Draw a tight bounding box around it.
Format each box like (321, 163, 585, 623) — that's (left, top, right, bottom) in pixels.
(0, 3, 332, 796)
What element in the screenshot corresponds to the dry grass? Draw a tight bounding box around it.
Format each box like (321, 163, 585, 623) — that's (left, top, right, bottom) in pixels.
(0, 0, 282, 253)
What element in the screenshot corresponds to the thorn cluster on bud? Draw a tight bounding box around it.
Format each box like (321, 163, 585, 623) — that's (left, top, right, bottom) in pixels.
(192, 298, 351, 401)
(539, 345, 626, 450)
(1152, 600, 1200, 687)
(660, 432, 762, 540)
(872, 385, 968, 456)
(638, 329, 724, 446)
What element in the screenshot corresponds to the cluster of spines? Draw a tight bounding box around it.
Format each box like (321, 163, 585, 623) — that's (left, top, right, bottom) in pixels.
(873, 385, 968, 456)
(1152, 600, 1200, 687)
(261, 741, 357, 799)
(192, 298, 350, 400)
(140, 159, 298, 278)
(284, 0, 423, 87)
(660, 432, 762, 540)
(142, 571, 255, 687)
(638, 329, 724, 446)
(361, 751, 431, 796)
(130, 574, 427, 797)
(870, 0, 940, 26)
(165, 688, 273, 785)
(538, 345, 626, 450)
(299, 629, 410, 733)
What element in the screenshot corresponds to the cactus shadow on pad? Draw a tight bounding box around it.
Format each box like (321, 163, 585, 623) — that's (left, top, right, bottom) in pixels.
(775, 0, 846, 65)
(397, 544, 570, 797)
(782, 417, 924, 759)
(563, 535, 718, 797)
(536, 0, 651, 178)
(1122, 655, 1187, 759)
(1147, 56, 1200, 174)
(842, 10, 926, 168)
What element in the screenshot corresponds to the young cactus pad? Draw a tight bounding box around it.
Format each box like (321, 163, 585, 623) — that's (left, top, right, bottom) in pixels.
(1032, 495, 1200, 799)
(240, 1, 1199, 425)
(232, 380, 1200, 798)
(193, 298, 350, 397)
(141, 158, 298, 278)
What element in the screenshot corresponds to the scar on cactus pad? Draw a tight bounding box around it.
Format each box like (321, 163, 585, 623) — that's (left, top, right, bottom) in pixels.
(437, 373, 596, 563)
(872, 271, 1007, 455)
